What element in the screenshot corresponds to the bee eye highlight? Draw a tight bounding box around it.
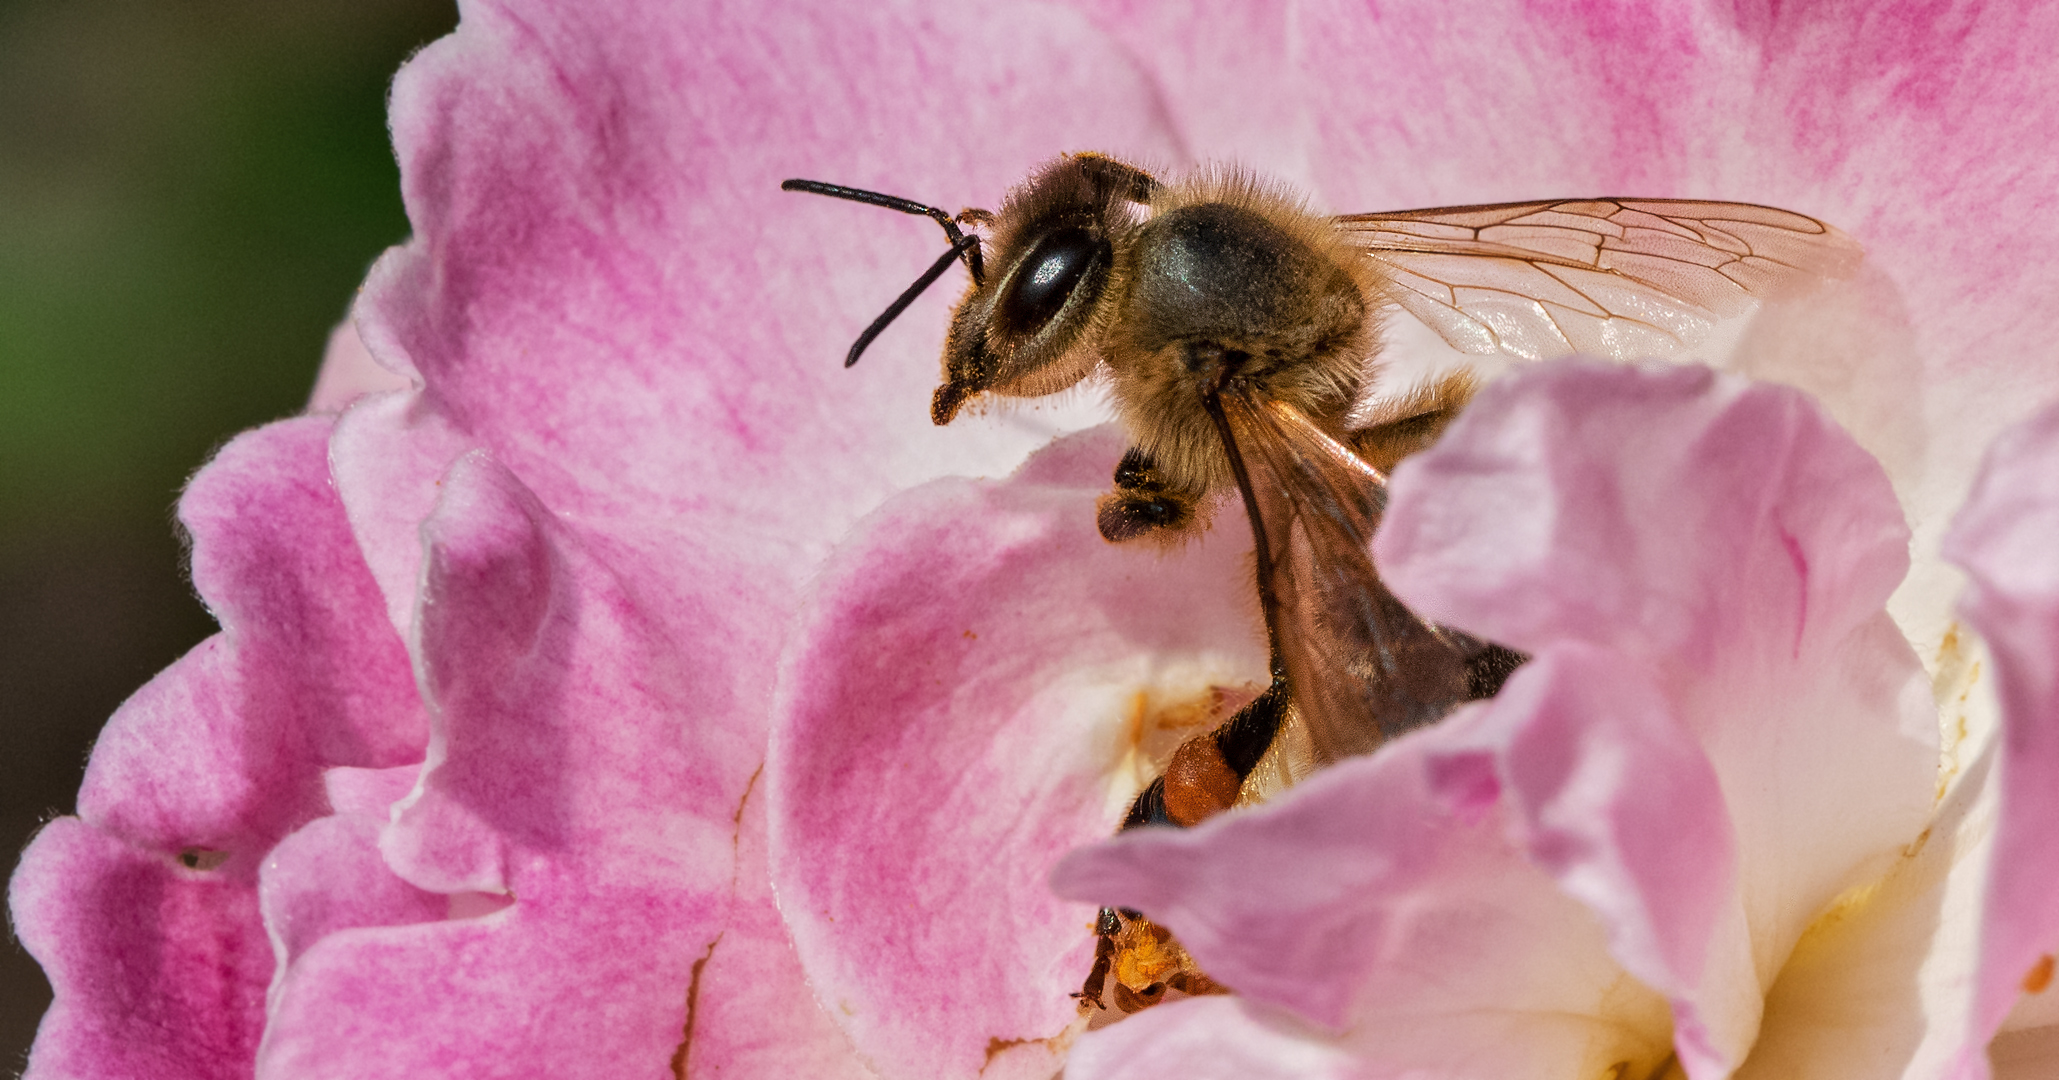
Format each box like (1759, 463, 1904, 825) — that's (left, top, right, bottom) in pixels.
(999, 226, 1106, 333)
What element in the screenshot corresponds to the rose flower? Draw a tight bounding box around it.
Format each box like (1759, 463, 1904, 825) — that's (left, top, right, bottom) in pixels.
(12, 2, 2059, 1080)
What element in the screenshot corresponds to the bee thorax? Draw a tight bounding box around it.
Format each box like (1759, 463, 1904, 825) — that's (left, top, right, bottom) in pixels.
(1104, 194, 1377, 497)
(1127, 204, 1327, 351)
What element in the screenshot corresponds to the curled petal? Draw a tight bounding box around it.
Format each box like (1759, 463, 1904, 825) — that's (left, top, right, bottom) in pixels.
(255, 451, 795, 1077)
(11, 820, 272, 1080)
(307, 318, 412, 414)
(79, 418, 427, 853)
(1424, 643, 1736, 1065)
(1946, 400, 2059, 1075)
(1066, 998, 1353, 1080)
(258, 815, 443, 974)
(1052, 712, 1675, 1078)
(770, 429, 1269, 1080)
(1380, 359, 1936, 1069)
(11, 417, 425, 1078)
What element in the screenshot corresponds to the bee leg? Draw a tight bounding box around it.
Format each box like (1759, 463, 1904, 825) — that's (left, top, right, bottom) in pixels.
(1117, 678, 1290, 830)
(1078, 681, 1286, 1011)
(1071, 907, 1121, 1012)
(1466, 643, 1528, 699)
(1096, 446, 1199, 543)
(1113, 980, 1167, 1013)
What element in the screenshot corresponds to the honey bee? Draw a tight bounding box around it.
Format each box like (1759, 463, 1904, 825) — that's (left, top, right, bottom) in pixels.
(785, 155, 1858, 1009)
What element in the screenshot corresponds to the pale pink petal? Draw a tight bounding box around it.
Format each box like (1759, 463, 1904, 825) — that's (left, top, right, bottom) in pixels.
(1066, 998, 1353, 1080)
(1424, 644, 1740, 1073)
(307, 319, 412, 414)
(1052, 707, 1675, 1079)
(769, 429, 1270, 1080)
(1728, 745, 1994, 1080)
(1379, 359, 1936, 1067)
(1944, 400, 2059, 1072)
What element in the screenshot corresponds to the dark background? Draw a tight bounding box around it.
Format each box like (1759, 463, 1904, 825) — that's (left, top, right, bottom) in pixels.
(0, 0, 456, 1068)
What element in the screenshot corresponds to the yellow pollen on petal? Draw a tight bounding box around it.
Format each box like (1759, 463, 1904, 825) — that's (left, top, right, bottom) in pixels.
(1930, 622, 1990, 802)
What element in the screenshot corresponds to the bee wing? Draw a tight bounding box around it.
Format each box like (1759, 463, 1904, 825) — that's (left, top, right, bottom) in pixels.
(1220, 390, 1486, 764)
(1336, 199, 1862, 361)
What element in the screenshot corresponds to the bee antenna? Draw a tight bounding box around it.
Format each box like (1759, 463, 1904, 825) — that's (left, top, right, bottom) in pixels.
(780, 179, 986, 282)
(839, 233, 979, 369)
(783, 178, 989, 367)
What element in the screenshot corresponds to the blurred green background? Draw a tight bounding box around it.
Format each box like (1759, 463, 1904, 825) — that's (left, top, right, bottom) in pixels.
(0, 0, 456, 1066)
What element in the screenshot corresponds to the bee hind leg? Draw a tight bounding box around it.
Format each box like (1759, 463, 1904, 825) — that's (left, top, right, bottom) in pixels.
(1097, 446, 1200, 543)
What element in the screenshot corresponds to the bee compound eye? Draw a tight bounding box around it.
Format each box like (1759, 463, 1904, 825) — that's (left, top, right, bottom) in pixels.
(999, 226, 1106, 333)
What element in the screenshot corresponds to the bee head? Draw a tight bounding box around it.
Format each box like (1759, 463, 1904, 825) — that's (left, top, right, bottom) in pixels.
(932, 153, 1158, 424)
(782, 154, 1158, 426)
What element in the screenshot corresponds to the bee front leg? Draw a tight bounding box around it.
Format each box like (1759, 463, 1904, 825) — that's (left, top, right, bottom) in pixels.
(1096, 446, 1201, 543)
(1071, 907, 1121, 1012)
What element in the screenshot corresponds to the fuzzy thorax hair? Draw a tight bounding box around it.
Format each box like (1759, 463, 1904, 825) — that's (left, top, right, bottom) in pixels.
(1100, 166, 1389, 498)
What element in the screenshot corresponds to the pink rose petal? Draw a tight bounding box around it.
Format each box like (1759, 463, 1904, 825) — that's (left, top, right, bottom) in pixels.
(10, 820, 273, 1080)
(1055, 359, 1939, 1075)
(1423, 642, 1736, 1069)
(10, 416, 426, 1079)
(769, 429, 1269, 1080)
(1066, 997, 1353, 1080)
(78, 418, 427, 856)
(255, 451, 777, 1077)
(1052, 713, 1676, 1079)
(308, 319, 412, 414)
(1945, 400, 2059, 1075)
(1380, 359, 1936, 1068)
(258, 815, 443, 972)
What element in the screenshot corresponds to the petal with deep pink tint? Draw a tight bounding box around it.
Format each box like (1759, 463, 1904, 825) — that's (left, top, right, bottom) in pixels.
(253, 451, 776, 1078)
(10, 820, 273, 1080)
(258, 815, 443, 974)
(769, 429, 1271, 1080)
(78, 417, 427, 855)
(9, 416, 426, 1080)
